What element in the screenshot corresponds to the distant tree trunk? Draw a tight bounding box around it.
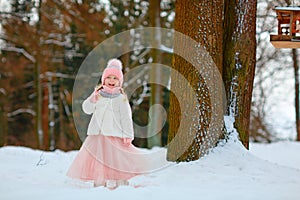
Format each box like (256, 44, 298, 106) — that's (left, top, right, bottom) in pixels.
(147, 0, 163, 148)
(57, 78, 70, 149)
(34, 0, 43, 148)
(223, 0, 257, 149)
(34, 65, 43, 148)
(58, 80, 65, 150)
(293, 49, 300, 141)
(167, 0, 224, 161)
(34, 62, 42, 148)
(42, 82, 49, 150)
(0, 104, 7, 146)
(47, 76, 55, 150)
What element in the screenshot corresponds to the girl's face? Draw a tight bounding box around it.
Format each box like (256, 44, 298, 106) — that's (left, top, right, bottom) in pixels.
(104, 75, 120, 89)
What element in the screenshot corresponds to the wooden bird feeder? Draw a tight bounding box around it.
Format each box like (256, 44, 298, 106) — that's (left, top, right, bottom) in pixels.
(270, 6, 300, 48)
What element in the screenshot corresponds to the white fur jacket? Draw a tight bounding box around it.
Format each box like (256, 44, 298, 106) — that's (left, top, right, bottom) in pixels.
(82, 93, 134, 139)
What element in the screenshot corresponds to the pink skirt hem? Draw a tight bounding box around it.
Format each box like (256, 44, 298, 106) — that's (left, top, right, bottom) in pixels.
(67, 134, 169, 184)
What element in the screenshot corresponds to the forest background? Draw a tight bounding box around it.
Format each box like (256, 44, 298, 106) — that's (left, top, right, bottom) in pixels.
(0, 0, 299, 152)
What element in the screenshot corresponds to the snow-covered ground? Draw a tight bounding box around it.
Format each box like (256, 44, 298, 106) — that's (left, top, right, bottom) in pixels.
(250, 141, 300, 171)
(1, 132, 300, 200)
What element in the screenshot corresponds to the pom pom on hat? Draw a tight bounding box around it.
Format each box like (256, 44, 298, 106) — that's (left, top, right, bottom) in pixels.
(101, 58, 124, 86)
(107, 58, 123, 70)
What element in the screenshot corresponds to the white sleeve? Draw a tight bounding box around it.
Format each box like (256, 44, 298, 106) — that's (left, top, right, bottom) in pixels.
(82, 93, 96, 115)
(119, 98, 134, 139)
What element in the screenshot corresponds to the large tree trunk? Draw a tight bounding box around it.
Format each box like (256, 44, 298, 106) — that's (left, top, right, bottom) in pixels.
(167, 0, 224, 161)
(223, 0, 257, 149)
(167, 0, 257, 161)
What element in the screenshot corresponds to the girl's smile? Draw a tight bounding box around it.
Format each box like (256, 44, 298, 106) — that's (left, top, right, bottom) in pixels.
(104, 75, 120, 89)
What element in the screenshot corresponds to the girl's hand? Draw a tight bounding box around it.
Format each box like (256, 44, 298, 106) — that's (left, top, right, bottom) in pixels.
(90, 84, 102, 103)
(90, 90, 99, 103)
(123, 138, 132, 146)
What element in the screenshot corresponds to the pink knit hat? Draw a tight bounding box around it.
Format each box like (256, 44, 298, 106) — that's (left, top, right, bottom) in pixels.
(101, 58, 124, 86)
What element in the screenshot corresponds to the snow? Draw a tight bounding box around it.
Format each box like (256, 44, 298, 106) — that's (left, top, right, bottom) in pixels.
(274, 7, 300, 11)
(1, 132, 300, 200)
(250, 141, 300, 170)
(1, 113, 299, 200)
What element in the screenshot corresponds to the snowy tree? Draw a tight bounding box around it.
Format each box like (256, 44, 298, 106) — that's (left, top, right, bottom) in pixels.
(167, 0, 257, 161)
(223, 0, 257, 148)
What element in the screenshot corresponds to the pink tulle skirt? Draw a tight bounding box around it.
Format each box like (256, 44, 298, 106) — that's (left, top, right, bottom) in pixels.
(66, 134, 167, 185)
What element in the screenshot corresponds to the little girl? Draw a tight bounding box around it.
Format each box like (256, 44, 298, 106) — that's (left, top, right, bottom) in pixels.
(67, 58, 148, 189)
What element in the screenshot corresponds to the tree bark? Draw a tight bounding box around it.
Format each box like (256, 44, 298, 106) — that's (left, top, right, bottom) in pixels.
(223, 0, 257, 149)
(167, 0, 257, 161)
(167, 0, 224, 161)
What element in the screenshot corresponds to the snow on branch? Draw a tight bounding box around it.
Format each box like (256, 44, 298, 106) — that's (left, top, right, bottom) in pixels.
(0, 11, 32, 19)
(0, 88, 7, 95)
(44, 71, 75, 79)
(1, 46, 36, 63)
(7, 108, 36, 117)
(43, 39, 72, 47)
(160, 44, 173, 53)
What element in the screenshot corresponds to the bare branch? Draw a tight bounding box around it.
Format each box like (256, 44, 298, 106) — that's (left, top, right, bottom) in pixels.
(0, 11, 31, 19)
(1, 46, 36, 63)
(7, 108, 36, 117)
